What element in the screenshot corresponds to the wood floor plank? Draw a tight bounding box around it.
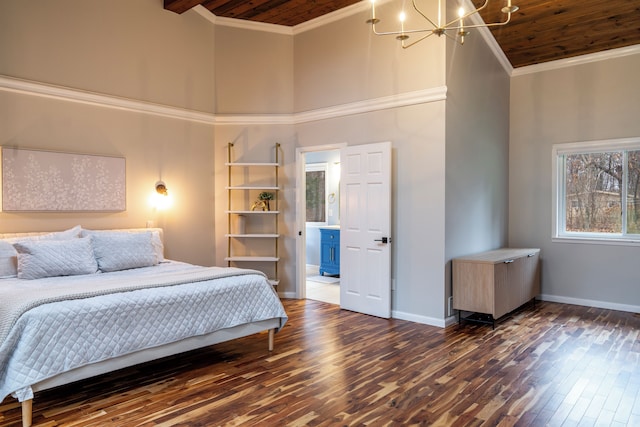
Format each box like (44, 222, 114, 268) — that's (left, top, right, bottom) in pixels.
(1, 299, 639, 426)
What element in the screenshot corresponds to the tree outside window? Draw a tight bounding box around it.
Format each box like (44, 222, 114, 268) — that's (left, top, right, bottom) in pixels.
(554, 139, 640, 243)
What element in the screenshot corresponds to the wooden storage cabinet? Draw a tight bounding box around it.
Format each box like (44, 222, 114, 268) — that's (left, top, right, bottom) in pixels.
(453, 248, 540, 325)
(319, 227, 340, 276)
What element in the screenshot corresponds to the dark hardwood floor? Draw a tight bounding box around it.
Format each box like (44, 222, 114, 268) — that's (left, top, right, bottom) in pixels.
(1, 299, 639, 426)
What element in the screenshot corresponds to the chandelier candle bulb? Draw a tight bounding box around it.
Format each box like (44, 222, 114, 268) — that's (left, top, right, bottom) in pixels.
(367, 0, 380, 25)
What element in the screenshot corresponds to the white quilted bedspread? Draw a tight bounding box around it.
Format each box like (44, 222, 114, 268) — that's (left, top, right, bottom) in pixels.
(0, 262, 287, 401)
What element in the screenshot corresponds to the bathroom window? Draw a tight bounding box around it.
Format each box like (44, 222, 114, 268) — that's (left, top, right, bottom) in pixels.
(306, 163, 328, 224)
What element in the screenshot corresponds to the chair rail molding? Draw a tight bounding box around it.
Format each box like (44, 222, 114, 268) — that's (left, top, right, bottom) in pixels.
(1, 74, 447, 126)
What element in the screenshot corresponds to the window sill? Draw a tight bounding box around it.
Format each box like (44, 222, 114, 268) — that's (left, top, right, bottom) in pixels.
(552, 236, 640, 247)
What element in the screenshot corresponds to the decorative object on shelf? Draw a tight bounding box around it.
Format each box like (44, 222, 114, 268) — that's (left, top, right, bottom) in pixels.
(258, 191, 274, 211)
(235, 214, 246, 234)
(251, 200, 268, 211)
(1, 147, 125, 212)
(367, 0, 519, 47)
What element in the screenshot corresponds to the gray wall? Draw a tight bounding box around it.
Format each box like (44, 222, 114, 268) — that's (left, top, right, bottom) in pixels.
(444, 5, 511, 316)
(0, 0, 215, 112)
(7, 0, 629, 323)
(509, 53, 640, 310)
(292, 6, 448, 322)
(215, 25, 293, 114)
(293, 1, 445, 112)
(0, 0, 510, 324)
(0, 0, 217, 266)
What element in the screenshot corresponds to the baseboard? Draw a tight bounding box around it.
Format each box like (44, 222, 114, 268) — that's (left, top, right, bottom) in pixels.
(391, 310, 447, 328)
(278, 291, 298, 299)
(444, 315, 459, 328)
(539, 294, 640, 314)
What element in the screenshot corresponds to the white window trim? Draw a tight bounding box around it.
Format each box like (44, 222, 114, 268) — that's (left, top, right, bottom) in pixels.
(552, 137, 640, 246)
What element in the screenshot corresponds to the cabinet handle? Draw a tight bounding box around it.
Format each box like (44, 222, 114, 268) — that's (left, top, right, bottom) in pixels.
(504, 259, 514, 264)
(527, 253, 535, 257)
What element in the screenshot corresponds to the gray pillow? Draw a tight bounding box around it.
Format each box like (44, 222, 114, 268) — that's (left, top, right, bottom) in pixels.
(91, 232, 158, 272)
(15, 237, 98, 280)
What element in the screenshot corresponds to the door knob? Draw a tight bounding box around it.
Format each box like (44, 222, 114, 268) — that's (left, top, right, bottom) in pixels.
(374, 237, 390, 244)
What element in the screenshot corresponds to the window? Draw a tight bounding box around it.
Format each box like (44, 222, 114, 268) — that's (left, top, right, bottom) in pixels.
(553, 138, 640, 244)
(306, 163, 328, 224)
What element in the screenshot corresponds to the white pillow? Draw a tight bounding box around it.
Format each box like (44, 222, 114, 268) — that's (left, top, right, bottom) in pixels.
(0, 225, 83, 279)
(91, 232, 159, 272)
(0, 241, 17, 279)
(82, 229, 164, 262)
(14, 237, 98, 280)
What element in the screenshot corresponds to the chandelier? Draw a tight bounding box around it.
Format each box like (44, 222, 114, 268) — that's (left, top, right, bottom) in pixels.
(366, 0, 519, 47)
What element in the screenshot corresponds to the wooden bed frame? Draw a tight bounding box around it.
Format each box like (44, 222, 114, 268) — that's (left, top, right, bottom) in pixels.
(0, 228, 282, 427)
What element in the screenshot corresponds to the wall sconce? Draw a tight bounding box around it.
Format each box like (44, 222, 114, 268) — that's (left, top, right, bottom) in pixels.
(155, 181, 168, 196)
(150, 180, 173, 210)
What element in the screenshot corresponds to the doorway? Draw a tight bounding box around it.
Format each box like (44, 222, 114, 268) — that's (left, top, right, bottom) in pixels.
(296, 141, 393, 318)
(296, 144, 345, 304)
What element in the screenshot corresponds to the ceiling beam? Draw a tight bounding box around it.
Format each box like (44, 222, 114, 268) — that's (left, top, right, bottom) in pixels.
(164, 0, 204, 14)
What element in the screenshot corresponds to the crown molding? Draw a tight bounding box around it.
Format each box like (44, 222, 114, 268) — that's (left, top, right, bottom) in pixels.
(193, 5, 292, 35)
(461, 0, 514, 75)
(192, 5, 217, 25)
(0, 75, 216, 124)
(292, 0, 375, 35)
(194, 1, 373, 36)
(512, 44, 640, 77)
(0, 75, 446, 127)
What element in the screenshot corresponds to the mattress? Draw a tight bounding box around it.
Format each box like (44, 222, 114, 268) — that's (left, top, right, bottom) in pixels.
(0, 261, 288, 402)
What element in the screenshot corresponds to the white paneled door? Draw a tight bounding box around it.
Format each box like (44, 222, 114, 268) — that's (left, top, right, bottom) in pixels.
(339, 141, 392, 318)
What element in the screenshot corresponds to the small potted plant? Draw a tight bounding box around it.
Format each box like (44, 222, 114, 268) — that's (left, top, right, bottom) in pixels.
(258, 191, 274, 210)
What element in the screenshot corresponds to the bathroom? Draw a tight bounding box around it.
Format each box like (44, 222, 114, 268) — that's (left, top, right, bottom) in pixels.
(305, 149, 341, 304)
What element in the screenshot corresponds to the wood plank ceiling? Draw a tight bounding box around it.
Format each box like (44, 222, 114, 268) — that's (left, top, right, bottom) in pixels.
(164, 0, 640, 68)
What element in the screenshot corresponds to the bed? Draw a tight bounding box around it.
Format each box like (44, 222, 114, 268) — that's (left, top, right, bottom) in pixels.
(0, 226, 288, 427)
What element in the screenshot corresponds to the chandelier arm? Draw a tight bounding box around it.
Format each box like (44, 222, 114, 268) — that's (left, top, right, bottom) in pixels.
(411, 0, 440, 30)
(401, 31, 437, 49)
(442, 0, 490, 28)
(458, 13, 512, 30)
(372, 25, 439, 37)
